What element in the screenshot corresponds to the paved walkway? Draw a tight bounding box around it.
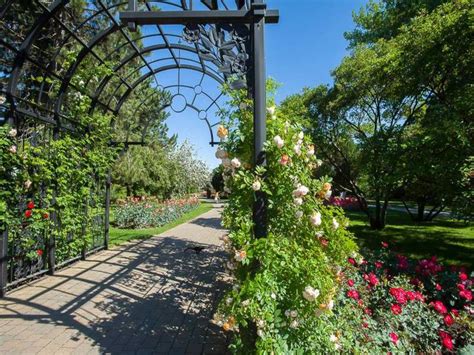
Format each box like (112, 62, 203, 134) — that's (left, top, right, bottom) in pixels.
(0, 208, 230, 354)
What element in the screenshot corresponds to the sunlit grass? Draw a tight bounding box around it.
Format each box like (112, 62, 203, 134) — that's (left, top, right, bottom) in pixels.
(346, 209, 473, 268)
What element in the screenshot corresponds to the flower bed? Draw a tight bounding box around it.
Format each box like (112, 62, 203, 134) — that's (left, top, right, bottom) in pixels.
(328, 196, 360, 210)
(113, 196, 200, 229)
(334, 243, 473, 353)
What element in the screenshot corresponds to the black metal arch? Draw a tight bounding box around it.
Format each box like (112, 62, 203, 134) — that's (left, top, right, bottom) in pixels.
(0, 1, 279, 296)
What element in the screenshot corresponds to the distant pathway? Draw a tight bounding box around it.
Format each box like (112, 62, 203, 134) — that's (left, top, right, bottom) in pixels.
(0, 207, 230, 354)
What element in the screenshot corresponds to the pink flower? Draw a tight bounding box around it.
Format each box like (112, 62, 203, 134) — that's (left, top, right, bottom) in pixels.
(389, 332, 398, 345)
(348, 258, 356, 266)
(459, 289, 472, 301)
(280, 154, 290, 166)
(347, 289, 359, 300)
(391, 304, 402, 315)
(375, 261, 383, 269)
(364, 308, 372, 315)
(432, 301, 447, 314)
(363, 273, 379, 287)
(381, 242, 389, 248)
(444, 314, 454, 326)
(347, 279, 355, 287)
(459, 272, 468, 281)
(435, 283, 442, 291)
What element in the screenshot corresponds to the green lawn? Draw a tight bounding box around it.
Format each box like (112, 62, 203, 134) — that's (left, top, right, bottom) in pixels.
(346, 209, 474, 268)
(109, 202, 214, 247)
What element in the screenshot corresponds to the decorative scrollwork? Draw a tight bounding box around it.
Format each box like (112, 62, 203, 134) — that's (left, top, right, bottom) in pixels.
(183, 23, 250, 88)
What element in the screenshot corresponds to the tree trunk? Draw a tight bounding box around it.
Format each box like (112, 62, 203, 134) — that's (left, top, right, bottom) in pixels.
(416, 198, 426, 221)
(369, 197, 387, 229)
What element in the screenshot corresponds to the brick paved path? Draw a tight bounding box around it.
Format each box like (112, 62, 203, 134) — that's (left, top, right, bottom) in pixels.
(0, 207, 230, 354)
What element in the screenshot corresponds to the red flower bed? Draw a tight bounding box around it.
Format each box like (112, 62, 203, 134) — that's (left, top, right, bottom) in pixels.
(328, 196, 360, 210)
(337, 242, 473, 352)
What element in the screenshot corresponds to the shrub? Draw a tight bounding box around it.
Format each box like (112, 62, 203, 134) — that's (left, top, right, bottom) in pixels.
(114, 196, 200, 229)
(333, 243, 473, 352)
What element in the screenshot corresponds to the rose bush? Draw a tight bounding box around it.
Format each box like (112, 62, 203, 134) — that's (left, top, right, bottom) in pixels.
(334, 243, 473, 353)
(214, 85, 358, 353)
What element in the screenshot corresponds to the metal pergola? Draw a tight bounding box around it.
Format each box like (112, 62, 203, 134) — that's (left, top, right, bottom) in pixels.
(0, 0, 279, 295)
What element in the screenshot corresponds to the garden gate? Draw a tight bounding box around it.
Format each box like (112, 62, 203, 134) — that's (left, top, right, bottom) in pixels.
(0, 0, 278, 296)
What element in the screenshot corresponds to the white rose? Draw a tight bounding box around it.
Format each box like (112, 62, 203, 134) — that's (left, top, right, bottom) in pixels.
(257, 319, 265, 328)
(226, 297, 233, 305)
(271, 293, 276, 300)
(231, 158, 241, 169)
(298, 131, 304, 140)
(24, 180, 32, 190)
(290, 310, 298, 318)
(327, 299, 334, 310)
(290, 320, 299, 329)
(267, 106, 276, 116)
(307, 146, 315, 156)
(241, 299, 250, 307)
(292, 184, 309, 197)
(315, 231, 324, 238)
(332, 218, 339, 230)
(8, 145, 17, 154)
(310, 212, 322, 226)
(295, 210, 303, 219)
(273, 135, 284, 148)
(294, 144, 301, 156)
(252, 181, 261, 191)
(285, 310, 291, 317)
(294, 197, 303, 206)
(325, 190, 332, 199)
(257, 329, 264, 337)
(335, 343, 341, 350)
(302, 286, 320, 302)
(0, 95, 6, 105)
(330, 334, 338, 343)
(8, 128, 17, 137)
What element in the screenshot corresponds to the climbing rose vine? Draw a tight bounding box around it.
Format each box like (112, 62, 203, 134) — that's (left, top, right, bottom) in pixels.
(214, 85, 358, 353)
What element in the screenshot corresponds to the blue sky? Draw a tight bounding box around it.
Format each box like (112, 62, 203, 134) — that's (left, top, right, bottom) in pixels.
(164, 0, 368, 169)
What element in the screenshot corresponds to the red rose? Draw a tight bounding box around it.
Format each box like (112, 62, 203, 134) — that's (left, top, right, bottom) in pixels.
(390, 287, 408, 304)
(25, 210, 32, 218)
(348, 258, 356, 265)
(457, 283, 466, 291)
(43, 212, 49, 219)
(439, 331, 454, 350)
(36, 249, 43, 256)
(364, 308, 372, 315)
(362, 321, 368, 328)
(320, 238, 329, 247)
(27, 201, 35, 209)
(381, 241, 389, 248)
(451, 309, 459, 317)
(347, 279, 355, 287)
(459, 272, 468, 281)
(347, 289, 360, 300)
(375, 261, 383, 269)
(363, 272, 379, 287)
(444, 314, 454, 326)
(459, 289, 472, 301)
(391, 304, 402, 315)
(432, 301, 447, 314)
(435, 283, 442, 291)
(389, 332, 398, 345)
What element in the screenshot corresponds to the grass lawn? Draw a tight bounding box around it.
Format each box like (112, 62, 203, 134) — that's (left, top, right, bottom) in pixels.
(109, 202, 214, 247)
(346, 209, 474, 268)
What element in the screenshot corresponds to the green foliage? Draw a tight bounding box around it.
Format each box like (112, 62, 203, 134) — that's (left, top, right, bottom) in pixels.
(215, 85, 358, 353)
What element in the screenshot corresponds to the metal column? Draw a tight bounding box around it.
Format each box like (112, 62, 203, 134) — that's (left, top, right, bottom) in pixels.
(252, 1, 267, 238)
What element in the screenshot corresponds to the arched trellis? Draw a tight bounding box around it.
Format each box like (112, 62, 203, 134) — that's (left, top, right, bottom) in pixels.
(0, 0, 279, 296)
